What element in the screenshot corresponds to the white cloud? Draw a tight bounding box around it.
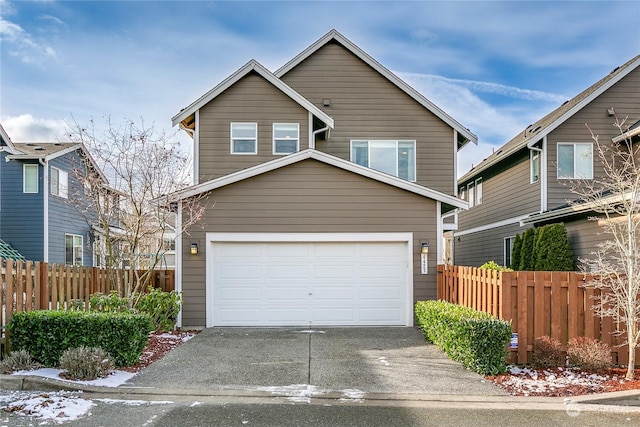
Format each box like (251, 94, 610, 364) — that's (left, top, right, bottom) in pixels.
(2, 114, 67, 141)
(0, 15, 57, 64)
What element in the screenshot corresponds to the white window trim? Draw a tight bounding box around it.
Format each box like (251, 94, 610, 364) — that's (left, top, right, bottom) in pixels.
(230, 122, 258, 155)
(272, 123, 300, 155)
(51, 166, 69, 198)
(474, 177, 482, 205)
(504, 236, 515, 268)
(65, 233, 83, 266)
(23, 164, 38, 193)
(557, 142, 593, 180)
(467, 181, 475, 208)
(530, 150, 540, 183)
(349, 139, 417, 182)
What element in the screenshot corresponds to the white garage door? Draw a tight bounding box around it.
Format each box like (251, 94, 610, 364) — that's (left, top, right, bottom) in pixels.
(207, 235, 412, 326)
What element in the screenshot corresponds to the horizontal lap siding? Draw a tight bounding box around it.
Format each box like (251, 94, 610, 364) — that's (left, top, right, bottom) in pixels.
(458, 153, 540, 230)
(181, 160, 438, 327)
(454, 223, 530, 267)
(197, 72, 310, 182)
(280, 42, 456, 195)
(565, 217, 611, 266)
(547, 67, 640, 208)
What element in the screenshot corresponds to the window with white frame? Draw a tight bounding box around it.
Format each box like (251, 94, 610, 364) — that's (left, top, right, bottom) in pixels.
(504, 236, 515, 268)
(467, 181, 475, 208)
(273, 123, 299, 154)
(51, 167, 68, 198)
(65, 234, 83, 266)
(350, 140, 416, 181)
(23, 164, 38, 193)
(530, 150, 540, 183)
(557, 143, 593, 179)
(464, 177, 482, 207)
(475, 178, 483, 205)
(230, 122, 257, 154)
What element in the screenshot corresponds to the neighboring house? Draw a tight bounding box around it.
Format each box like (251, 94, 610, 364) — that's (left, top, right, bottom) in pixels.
(0, 124, 108, 267)
(167, 29, 477, 328)
(454, 54, 640, 268)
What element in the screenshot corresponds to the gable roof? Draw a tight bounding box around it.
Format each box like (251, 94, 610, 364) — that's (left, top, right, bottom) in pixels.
(275, 29, 478, 149)
(163, 148, 468, 210)
(459, 53, 640, 183)
(0, 123, 20, 154)
(172, 60, 335, 129)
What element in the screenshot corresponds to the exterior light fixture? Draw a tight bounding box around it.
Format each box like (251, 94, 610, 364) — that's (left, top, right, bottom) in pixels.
(607, 107, 615, 116)
(421, 242, 429, 254)
(190, 243, 198, 255)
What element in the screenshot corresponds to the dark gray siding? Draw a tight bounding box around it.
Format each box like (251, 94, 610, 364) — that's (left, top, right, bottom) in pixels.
(0, 154, 44, 260)
(181, 159, 439, 327)
(547, 66, 640, 208)
(565, 216, 611, 268)
(454, 223, 530, 267)
(47, 153, 94, 266)
(280, 41, 457, 195)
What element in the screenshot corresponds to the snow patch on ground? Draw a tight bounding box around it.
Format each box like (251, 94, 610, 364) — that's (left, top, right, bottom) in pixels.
(155, 332, 197, 342)
(498, 366, 608, 396)
(0, 390, 94, 424)
(256, 384, 366, 403)
(293, 330, 326, 334)
(94, 398, 174, 406)
(12, 368, 136, 387)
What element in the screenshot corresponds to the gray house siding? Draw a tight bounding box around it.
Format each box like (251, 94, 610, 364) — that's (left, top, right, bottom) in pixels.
(454, 222, 530, 267)
(0, 154, 44, 261)
(547, 66, 640, 208)
(197, 72, 311, 183)
(181, 159, 439, 327)
(47, 154, 93, 266)
(280, 41, 457, 195)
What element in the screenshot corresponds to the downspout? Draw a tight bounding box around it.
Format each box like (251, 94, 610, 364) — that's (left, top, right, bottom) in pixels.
(311, 123, 330, 151)
(175, 200, 183, 328)
(39, 158, 49, 262)
(529, 144, 545, 213)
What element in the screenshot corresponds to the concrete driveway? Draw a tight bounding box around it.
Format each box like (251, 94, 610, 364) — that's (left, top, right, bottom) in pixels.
(124, 327, 506, 397)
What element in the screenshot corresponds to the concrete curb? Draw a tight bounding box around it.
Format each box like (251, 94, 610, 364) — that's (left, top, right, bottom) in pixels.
(3, 374, 640, 413)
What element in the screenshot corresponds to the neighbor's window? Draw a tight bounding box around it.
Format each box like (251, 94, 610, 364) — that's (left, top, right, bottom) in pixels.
(557, 143, 593, 179)
(530, 150, 540, 183)
(65, 234, 83, 266)
(467, 181, 475, 208)
(475, 178, 483, 205)
(23, 164, 38, 193)
(351, 140, 416, 181)
(273, 123, 299, 154)
(51, 167, 69, 198)
(504, 236, 515, 268)
(230, 122, 257, 154)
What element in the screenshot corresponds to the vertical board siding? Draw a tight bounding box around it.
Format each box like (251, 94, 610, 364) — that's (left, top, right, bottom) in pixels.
(280, 41, 456, 195)
(198, 72, 310, 182)
(437, 265, 639, 366)
(181, 159, 439, 327)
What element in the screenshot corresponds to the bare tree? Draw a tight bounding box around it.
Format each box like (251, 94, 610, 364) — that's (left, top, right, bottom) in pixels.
(66, 117, 207, 302)
(573, 117, 640, 379)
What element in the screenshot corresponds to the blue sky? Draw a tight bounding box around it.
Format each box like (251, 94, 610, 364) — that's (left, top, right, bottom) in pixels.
(1, 0, 639, 176)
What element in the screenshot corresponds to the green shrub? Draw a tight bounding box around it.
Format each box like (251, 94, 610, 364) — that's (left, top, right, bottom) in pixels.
(530, 336, 564, 368)
(134, 287, 182, 332)
(534, 223, 574, 271)
(89, 291, 132, 313)
(0, 350, 42, 374)
(518, 228, 536, 271)
(60, 347, 114, 380)
(510, 234, 522, 271)
(479, 260, 512, 272)
(8, 310, 152, 367)
(415, 300, 512, 375)
(567, 337, 611, 372)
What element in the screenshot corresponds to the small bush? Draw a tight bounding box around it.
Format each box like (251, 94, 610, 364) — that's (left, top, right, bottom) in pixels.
(479, 261, 512, 272)
(134, 287, 182, 332)
(60, 347, 114, 381)
(89, 291, 132, 313)
(530, 336, 564, 368)
(567, 337, 611, 372)
(0, 350, 42, 374)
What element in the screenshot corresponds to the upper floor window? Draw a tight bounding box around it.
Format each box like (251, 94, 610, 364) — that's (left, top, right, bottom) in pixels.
(51, 167, 68, 198)
(530, 150, 540, 183)
(23, 164, 38, 193)
(65, 234, 83, 266)
(273, 123, 299, 155)
(557, 143, 593, 179)
(465, 177, 482, 207)
(230, 123, 257, 154)
(350, 140, 416, 181)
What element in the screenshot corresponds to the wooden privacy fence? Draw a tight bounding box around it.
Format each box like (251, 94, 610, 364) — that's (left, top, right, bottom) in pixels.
(1, 258, 175, 335)
(437, 264, 640, 366)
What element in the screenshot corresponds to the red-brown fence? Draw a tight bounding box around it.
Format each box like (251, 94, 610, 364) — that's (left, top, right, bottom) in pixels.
(437, 264, 639, 366)
(1, 258, 175, 335)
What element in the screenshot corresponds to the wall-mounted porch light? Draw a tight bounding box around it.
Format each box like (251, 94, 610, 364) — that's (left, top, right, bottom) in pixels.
(190, 243, 199, 255)
(421, 242, 429, 254)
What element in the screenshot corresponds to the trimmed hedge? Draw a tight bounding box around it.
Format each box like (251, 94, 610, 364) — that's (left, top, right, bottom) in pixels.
(8, 310, 153, 367)
(415, 300, 512, 375)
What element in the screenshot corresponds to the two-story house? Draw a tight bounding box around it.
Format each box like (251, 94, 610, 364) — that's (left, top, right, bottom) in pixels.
(166, 30, 477, 328)
(0, 123, 109, 267)
(454, 54, 640, 268)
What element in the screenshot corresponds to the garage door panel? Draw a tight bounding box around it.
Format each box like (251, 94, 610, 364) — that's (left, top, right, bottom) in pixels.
(210, 239, 409, 326)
